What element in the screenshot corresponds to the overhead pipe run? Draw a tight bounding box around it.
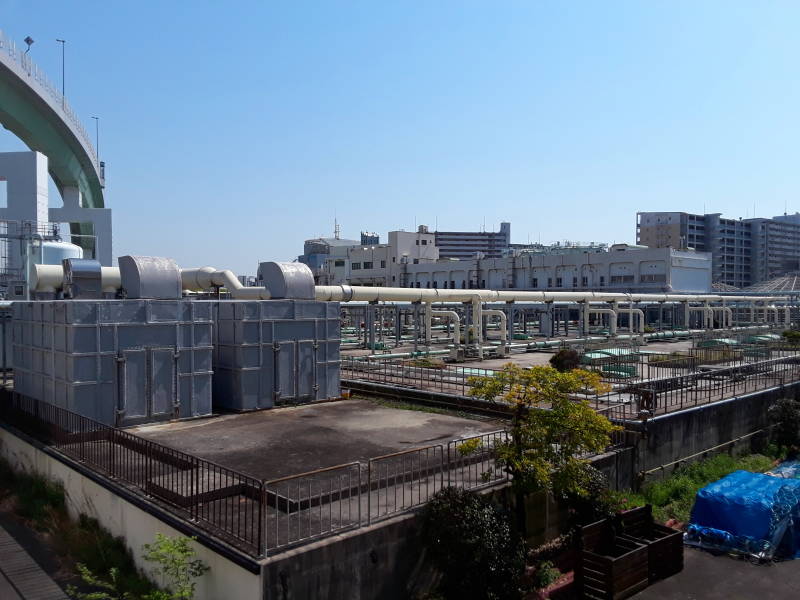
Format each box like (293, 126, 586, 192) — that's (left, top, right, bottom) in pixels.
(180, 267, 272, 299)
(30, 263, 121, 294)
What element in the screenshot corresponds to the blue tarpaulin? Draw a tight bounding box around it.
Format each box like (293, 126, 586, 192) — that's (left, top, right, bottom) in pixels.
(685, 470, 800, 560)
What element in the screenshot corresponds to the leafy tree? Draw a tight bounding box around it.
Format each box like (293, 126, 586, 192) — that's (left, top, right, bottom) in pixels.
(141, 534, 209, 600)
(421, 487, 526, 600)
(768, 396, 800, 457)
(782, 330, 800, 347)
(468, 364, 618, 533)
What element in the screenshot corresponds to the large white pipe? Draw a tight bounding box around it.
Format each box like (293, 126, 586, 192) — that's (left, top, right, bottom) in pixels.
(180, 267, 272, 299)
(430, 309, 461, 348)
(587, 307, 618, 335)
(483, 309, 508, 345)
(314, 285, 783, 305)
(30, 264, 121, 294)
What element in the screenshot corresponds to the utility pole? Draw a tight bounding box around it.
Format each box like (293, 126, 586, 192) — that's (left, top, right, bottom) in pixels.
(91, 116, 100, 161)
(56, 39, 65, 107)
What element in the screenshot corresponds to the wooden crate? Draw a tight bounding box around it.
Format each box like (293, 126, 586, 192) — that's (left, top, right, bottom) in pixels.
(577, 520, 650, 600)
(619, 505, 684, 582)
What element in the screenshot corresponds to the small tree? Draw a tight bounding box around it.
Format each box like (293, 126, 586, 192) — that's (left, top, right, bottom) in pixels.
(469, 364, 618, 533)
(141, 534, 209, 600)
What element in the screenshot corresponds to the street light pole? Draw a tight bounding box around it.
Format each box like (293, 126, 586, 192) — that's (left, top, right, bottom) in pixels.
(91, 116, 99, 161)
(56, 39, 65, 106)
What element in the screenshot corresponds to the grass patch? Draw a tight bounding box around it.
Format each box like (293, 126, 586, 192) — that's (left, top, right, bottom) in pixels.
(358, 394, 480, 420)
(622, 452, 776, 524)
(0, 456, 158, 597)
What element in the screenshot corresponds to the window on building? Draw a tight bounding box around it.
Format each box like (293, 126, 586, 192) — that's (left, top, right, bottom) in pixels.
(363, 261, 373, 269)
(547, 278, 552, 287)
(556, 277, 563, 287)
(392, 257, 396, 263)
(426, 282, 431, 288)
(461, 280, 466, 288)
(415, 240, 419, 245)
(600, 276, 605, 286)
(433, 281, 437, 288)
(532, 277, 538, 288)
(572, 277, 577, 287)
(380, 260, 386, 268)
(422, 240, 427, 245)
(481, 280, 486, 288)
(581, 276, 588, 286)
(334, 259, 345, 267)
(351, 263, 361, 270)
(413, 258, 419, 264)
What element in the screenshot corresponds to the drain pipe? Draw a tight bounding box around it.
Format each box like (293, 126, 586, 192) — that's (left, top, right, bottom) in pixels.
(473, 297, 483, 360)
(483, 309, 508, 352)
(424, 302, 463, 349)
(432, 309, 461, 350)
(589, 308, 618, 336)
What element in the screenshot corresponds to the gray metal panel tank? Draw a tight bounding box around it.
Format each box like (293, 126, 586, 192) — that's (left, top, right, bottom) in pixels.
(213, 299, 340, 410)
(12, 299, 213, 426)
(119, 256, 182, 299)
(257, 262, 315, 299)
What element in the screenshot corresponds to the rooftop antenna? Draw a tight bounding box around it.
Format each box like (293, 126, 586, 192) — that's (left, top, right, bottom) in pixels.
(334, 217, 340, 240)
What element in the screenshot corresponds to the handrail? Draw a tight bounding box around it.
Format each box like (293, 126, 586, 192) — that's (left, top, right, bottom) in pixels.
(0, 29, 100, 172)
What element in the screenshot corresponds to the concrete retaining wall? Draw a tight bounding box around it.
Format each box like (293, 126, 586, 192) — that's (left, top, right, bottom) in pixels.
(261, 513, 437, 600)
(628, 382, 800, 479)
(0, 426, 262, 600)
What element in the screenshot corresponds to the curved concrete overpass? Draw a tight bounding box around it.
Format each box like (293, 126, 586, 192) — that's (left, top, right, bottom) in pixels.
(0, 31, 104, 208)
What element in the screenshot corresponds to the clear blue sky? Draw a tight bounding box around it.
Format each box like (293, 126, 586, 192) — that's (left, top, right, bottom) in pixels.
(1, 1, 799, 274)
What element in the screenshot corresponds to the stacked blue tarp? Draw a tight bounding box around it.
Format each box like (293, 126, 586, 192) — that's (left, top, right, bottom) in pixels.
(685, 470, 800, 560)
(767, 461, 800, 480)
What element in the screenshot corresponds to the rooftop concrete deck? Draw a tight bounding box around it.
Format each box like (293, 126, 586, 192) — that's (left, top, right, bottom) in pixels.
(131, 399, 501, 481)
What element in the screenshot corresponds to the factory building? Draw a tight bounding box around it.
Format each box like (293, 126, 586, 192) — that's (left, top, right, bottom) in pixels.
(637, 211, 800, 288)
(396, 244, 712, 293)
(434, 221, 511, 259)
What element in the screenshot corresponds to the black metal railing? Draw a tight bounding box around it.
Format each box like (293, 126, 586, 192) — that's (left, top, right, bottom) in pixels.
(0, 394, 265, 557)
(341, 356, 498, 397)
(0, 393, 515, 556)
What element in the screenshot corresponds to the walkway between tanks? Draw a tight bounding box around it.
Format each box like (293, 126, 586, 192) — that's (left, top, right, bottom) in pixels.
(0, 525, 67, 599)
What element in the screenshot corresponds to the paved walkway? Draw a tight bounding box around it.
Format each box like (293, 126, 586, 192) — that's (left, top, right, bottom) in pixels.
(634, 547, 800, 599)
(0, 525, 68, 599)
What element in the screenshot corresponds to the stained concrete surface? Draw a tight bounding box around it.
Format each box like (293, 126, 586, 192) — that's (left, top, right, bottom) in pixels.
(634, 547, 800, 599)
(131, 399, 501, 480)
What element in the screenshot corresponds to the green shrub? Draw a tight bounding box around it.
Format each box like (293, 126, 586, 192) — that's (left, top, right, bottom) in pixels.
(637, 452, 774, 523)
(531, 560, 561, 590)
(421, 487, 526, 600)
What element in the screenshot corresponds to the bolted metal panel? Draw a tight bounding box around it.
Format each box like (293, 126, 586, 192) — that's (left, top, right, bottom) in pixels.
(119, 255, 182, 299)
(11, 299, 213, 426)
(212, 299, 340, 411)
